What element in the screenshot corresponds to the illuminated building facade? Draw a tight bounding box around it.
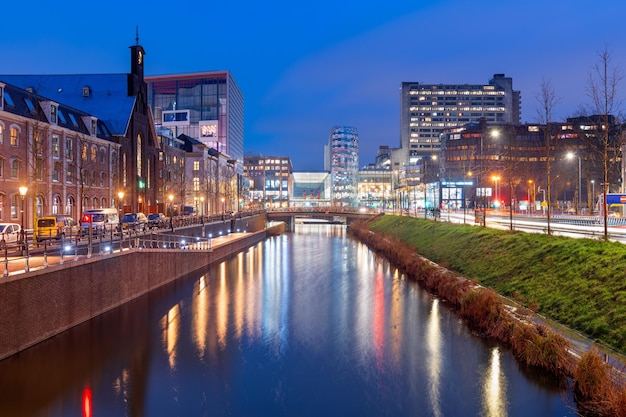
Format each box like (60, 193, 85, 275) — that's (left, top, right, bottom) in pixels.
(400, 74, 521, 165)
(325, 126, 359, 206)
(146, 71, 245, 213)
(243, 154, 292, 208)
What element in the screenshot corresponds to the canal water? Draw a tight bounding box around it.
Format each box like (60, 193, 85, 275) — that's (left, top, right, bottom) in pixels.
(0, 224, 577, 416)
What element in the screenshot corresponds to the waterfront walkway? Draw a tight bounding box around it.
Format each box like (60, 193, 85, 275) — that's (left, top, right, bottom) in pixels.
(1, 231, 245, 277)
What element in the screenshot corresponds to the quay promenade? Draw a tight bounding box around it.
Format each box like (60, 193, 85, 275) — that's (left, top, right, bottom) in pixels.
(0, 215, 280, 361)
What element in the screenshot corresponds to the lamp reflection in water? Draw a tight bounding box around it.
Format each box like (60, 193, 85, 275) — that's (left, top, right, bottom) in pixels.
(192, 275, 209, 360)
(161, 304, 181, 370)
(482, 346, 507, 417)
(426, 299, 443, 417)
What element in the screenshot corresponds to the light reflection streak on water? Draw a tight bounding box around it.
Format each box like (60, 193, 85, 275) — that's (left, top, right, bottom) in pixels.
(373, 260, 385, 370)
(388, 265, 403, 370)
(192, 275, 209, 360)
(234, 252, 245, 339)
(261, 236, 289, 354)
(161, 303, 180, 370)
(483, 347, 508, 417)
(217, 262, 228, 348)
(427, 299, 443, 417)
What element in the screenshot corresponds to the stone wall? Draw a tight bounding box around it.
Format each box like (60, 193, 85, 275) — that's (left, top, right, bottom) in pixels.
(0, 230, 268, 360)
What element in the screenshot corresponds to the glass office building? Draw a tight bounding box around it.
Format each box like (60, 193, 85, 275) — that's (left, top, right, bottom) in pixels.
(146, 71, 244, 173)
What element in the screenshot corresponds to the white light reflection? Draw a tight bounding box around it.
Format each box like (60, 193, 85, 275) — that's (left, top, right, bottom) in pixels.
(161, 304, 181, 370)
(482, 347, 508, 417)
(216, 262, 228, 348)
(192, 274, 209, 360)
(426, 299, 443, 417)
(233, 252, 245, 339)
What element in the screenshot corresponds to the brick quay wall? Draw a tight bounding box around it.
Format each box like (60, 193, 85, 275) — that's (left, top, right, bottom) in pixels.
(0, 216, 282, 361)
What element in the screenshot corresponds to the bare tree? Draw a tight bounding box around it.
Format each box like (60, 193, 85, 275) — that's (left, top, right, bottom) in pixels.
(75, 133, 99, 218)
(535, 79, 561, 235)
(585, 45, 623, 240)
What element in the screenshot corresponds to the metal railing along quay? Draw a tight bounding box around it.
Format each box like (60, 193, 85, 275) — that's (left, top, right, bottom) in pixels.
(1, 228, 218, 278)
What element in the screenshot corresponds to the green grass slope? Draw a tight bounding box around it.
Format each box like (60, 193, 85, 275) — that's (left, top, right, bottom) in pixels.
(368, 216, 626, 354)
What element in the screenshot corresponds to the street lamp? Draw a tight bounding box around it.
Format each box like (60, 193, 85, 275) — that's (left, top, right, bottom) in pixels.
(118, 190, 124, 217)
(221, 197, 225, 217)
(19, 186, 27, 254)
(566, 152, 582, 215)
(591, 180, 595, 214)
(478, 128, 499, 226)
(527, 180, 534, 213)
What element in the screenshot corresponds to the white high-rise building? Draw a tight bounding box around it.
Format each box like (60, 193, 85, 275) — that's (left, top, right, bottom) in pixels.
(325, 126, 359, 206)
(399, 74, 521, 165)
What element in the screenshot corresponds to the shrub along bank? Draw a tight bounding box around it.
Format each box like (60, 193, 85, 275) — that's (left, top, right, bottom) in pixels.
(348, 216, 626, 416)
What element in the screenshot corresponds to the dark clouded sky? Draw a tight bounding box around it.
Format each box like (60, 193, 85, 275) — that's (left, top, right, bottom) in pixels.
(2, 0, 626, 171)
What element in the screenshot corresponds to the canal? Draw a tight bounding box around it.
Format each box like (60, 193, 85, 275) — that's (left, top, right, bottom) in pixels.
(0, 224, 577, 416)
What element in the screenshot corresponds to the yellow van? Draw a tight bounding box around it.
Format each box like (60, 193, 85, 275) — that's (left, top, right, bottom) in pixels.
(36, 215, 78, 242)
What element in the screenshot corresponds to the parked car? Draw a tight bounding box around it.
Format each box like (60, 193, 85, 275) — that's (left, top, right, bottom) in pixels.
(81, 208, 120, 236)
(36, 215, 79, 242)
(121, 212, 148, 231)
(0, 223, 22, 245)
(147, 213, 167, 229)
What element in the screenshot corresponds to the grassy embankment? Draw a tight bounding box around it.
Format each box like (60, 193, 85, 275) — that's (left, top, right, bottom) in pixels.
(367, 215, 626, 354)
(349, 215, 626, 416)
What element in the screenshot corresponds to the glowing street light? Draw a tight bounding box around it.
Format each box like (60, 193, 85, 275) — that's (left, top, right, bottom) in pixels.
(566, 152, 581, 215)
(19, 186, 27, 257)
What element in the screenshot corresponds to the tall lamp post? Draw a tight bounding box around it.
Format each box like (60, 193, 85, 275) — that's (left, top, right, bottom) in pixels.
(591, 180, 595, 214)
(118, 190, 124, 217)
(567, 152, 582, 215)
(19, 186, 27, 255)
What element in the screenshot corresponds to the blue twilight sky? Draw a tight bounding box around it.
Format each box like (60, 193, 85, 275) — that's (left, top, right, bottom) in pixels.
(1, 0, 626, 171)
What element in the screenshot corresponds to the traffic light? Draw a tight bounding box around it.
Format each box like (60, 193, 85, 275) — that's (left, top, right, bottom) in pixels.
(138, 177, 145, 189)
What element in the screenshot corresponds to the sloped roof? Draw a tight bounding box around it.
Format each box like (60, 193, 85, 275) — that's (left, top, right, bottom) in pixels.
(0, 74, 135, 136)
(178, 133, 207, 153)
(2, 81, 114, 141)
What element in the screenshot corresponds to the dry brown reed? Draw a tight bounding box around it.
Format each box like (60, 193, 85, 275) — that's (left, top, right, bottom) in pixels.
(348, 220, 626, 416)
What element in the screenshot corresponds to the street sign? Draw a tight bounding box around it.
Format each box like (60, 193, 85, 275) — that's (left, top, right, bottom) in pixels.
(606, 194, 626, 205)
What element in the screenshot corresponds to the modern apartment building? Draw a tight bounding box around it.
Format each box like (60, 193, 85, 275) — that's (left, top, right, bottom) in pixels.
(399, 74, 521, 165)
(325, 126, 359, 206)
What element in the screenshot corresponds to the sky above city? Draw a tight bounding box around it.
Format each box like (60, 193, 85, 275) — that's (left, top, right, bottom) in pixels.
(2, 0, 626, 171)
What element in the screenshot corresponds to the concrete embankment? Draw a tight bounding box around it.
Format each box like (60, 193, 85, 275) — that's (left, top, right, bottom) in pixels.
(0, 224, 284, 361)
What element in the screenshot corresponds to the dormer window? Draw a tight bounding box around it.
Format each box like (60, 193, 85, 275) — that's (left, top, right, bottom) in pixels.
(0, 84, 4, 110)
(82, 86, 91, 97)
(50, 105, 58, 124)
(91, 119, 97, 135)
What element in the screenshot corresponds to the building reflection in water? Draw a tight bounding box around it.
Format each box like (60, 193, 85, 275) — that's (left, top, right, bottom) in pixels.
(482, 347, 508, 417)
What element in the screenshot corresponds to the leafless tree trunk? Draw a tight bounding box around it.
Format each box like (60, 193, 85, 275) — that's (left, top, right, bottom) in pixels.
(535, 79, 560, 235)
(586, 45, 623, 240)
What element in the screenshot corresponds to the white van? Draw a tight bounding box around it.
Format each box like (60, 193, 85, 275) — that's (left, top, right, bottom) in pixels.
(80, 208, 120, 235)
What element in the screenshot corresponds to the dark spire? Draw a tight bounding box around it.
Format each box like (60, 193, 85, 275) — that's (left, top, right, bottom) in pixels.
(135, 26, 139, 45)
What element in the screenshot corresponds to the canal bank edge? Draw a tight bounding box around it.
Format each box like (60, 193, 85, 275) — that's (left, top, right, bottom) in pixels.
(0, 220, 287, 361)
(348, 219, 626, 416)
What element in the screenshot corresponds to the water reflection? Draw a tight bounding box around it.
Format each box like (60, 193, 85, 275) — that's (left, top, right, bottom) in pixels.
(161, 303, 180, 370)
(0, 224, 576, 417)
(483, 347, 508, 417)
(427, 299, 443, 417)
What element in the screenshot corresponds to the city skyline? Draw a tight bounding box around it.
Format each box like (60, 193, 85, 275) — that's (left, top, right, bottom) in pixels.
(2, 0, 626, 171)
